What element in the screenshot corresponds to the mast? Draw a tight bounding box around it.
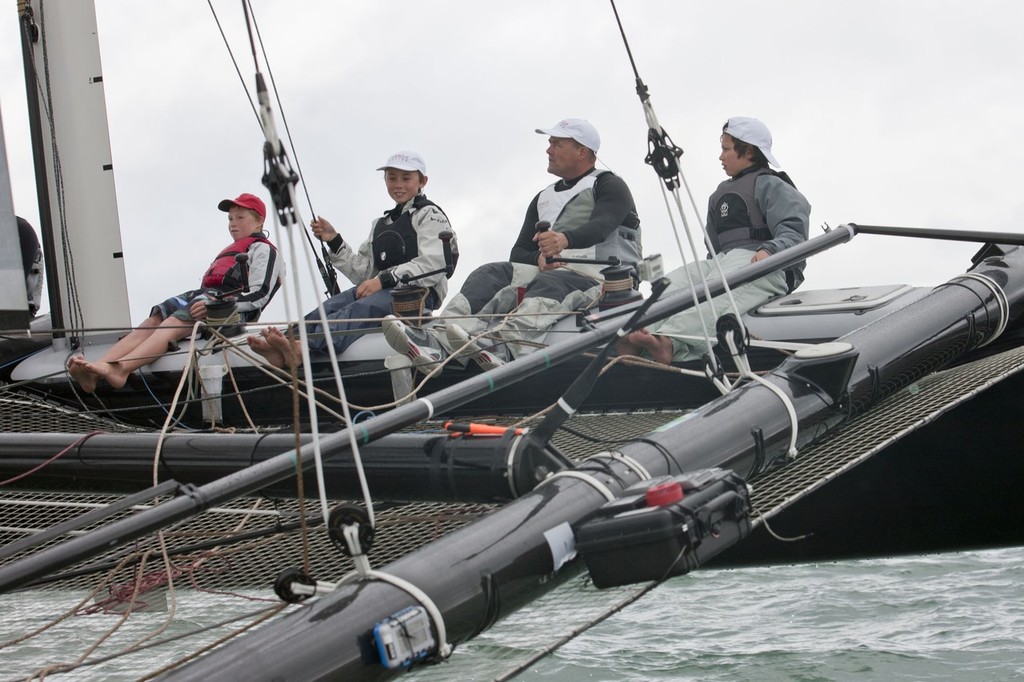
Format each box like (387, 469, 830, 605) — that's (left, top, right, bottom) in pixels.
(18, 0, 130, 344)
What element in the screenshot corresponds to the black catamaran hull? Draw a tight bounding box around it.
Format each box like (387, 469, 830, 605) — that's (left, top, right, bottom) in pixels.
(716, 366, 1024, 567)
(152, 246, 1024, 680)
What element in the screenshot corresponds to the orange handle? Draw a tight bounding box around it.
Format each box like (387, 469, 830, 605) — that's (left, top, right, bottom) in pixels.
(444, 421, 522, 437)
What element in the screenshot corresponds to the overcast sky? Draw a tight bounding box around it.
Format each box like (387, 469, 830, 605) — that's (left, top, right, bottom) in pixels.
(2, 1, 1024, 326)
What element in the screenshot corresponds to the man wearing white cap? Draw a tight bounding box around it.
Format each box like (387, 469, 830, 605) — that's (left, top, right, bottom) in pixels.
(248, 150, 458, 367)
(620, 116, 811, 364)
(384, 118, 642, 374)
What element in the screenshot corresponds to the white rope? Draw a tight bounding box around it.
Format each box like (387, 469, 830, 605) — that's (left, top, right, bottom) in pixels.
(585, 450, 651, 482)
(275, 188, 377, 529)
(286, 520, 454, 661)
(660, 184, 723, 374)
(638, 99, 769, 381)
(536, 469, 616, 501)
(301, 524, 453, 660)
(419, 397, 435, 420)
(276, 207, 334, 526)
(723, 329, 799, 460)
(641, 98, 733, 373)
(745, 338, 817, 352)
(505, 432, 528, 498)
(339, 568, 453, 660)
(152, 322, 203, 485)
(288, 566, 453, 662)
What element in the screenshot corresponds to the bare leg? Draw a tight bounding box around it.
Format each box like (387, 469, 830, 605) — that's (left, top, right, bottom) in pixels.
(67, 314, 168, 393)
(78, 318, 194, 390)
(618, 329, 675, 365)
(246, 328, 288, 368)
(96, 314, 164, 363)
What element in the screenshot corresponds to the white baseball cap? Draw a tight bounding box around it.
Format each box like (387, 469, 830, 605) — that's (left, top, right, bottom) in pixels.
(723, 117, 780, 168)
(376, 150, 427, 175)
(535, 118, 601, 153)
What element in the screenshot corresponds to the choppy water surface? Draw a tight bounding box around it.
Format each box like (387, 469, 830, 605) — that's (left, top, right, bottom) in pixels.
(2, 547, 1022, 681)
(430, 547, 1024, 682)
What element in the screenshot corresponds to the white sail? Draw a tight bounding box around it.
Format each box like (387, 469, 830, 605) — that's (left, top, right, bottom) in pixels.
(22, 0, 129, 340)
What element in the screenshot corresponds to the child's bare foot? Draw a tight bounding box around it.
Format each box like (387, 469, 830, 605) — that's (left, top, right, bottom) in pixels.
(247, 330, 286, 368)
(263, 327, 301, 368)
(618, 329, 675, 365)
(67, 355, 98, 393)
(85, 360, 131, 390)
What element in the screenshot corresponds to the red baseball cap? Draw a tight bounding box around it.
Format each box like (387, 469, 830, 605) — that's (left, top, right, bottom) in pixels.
(218, 193, 266, 219)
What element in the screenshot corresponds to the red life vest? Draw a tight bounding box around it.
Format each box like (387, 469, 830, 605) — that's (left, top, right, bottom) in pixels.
(201, 236, 273, 289)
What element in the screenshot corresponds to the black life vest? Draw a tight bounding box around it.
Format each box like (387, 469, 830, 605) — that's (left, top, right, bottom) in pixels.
(709, 166, 798, 253)
(201, 236, 273, 290)
(372, 195, 443, 272)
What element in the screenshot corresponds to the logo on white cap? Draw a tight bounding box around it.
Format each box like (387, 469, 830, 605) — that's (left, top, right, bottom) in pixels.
(535, 118, 601, 153)
(376, 150, 427, 175)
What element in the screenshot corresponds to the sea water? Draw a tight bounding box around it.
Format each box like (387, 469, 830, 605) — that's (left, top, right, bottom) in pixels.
(1, 547, 1022, 681)
(443, 547, 1024, 682)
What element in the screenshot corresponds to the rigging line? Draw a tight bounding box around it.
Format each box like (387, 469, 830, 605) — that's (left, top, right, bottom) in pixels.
(39, 605, 285, 674)
(138, 370, 197, 432)
(0, 430, 102, 487)
(32, 3, 86, 341)
(245, 0, 340, 296)
(132, 499, 274, 653)
(609, 0, 753, 375)
(139, 602, 289, 680)
(73, 551, 171, 673)
(244, 0, 313, 220)
(28, 581, 140, 679)
(222, 352, 260, 433)
(609, 0, 641, 81)
(205, 0, 262, 130)
(218, 340, 355, 418)
(650, 180, 723, 373)
(664, 185, 729, 379)
(494, 579, 658, 682)
(239, 0, 336, 537)
(609, 2, 706, 278)
(245, 216, 314, 570)
(208, 0, 338, 297)
(153, 323, 204, 489)
(288, 204, 380, 528)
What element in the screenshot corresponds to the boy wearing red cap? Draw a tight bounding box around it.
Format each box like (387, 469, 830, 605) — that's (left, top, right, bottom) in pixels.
(68, 193, 281, 392)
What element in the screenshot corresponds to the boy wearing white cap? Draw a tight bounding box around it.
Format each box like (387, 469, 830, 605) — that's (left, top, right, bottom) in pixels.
(248, 151, 458, 366)
(620, 116, 811, 364)
(383, 118, 642, 374)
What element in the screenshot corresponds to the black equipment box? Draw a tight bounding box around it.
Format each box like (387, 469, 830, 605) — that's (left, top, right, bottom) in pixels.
(576, 468, 752, 588)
